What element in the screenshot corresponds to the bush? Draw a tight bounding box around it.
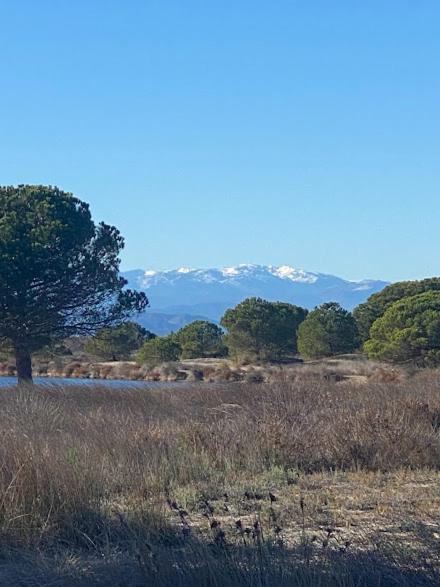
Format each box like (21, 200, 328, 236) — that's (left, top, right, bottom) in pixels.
(353, 277, 440, 342)
(137, 336, 181, 366)
(85, 321, 155, 360)
(174, 320, 227, 359)
(364, 291, 440, 365)
(220, 297, 307, 361)
(297, 302, 359, 359)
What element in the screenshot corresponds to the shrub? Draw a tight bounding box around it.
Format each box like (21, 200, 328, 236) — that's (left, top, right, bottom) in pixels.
(174, 320, 227, 359)
(364, 291, 440, 365)
(297, 302, 359, 359)
(137, 336, 181, 366)
(220, 297, 307, 361)
(353, 277, 440, 342)
(85, 321, 155, 360)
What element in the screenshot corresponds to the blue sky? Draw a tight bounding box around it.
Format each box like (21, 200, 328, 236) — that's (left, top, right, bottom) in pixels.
(1, 1, 439, 281)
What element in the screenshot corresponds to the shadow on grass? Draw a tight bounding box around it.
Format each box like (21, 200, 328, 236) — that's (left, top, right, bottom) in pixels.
(0, 508, 437, 587)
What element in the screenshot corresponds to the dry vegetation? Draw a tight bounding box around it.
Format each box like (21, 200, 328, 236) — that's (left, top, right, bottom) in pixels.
(0, 352, 408, 384)
(0, 371, 439, 585)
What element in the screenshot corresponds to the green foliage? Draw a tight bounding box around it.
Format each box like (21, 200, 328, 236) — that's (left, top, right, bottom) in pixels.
(220, 297, 307, 361)
(85, 322, 155, 360)
(174, 320, 227, 359)
(364, 291, 440, 365)
(353, 278, 440, 342)
(0, 185, 148, 380)
(297, 302, 359, 359)
(137, 336, 181, 366)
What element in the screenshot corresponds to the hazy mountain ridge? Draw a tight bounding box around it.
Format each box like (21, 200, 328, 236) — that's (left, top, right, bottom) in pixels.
(123, 265, 388, 335)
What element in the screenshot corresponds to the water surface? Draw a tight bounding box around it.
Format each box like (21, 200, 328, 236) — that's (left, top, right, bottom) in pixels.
(0, 376, 175, 388)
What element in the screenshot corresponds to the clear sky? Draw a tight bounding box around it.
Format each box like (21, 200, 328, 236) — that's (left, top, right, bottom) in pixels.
(1, 1, 439, 281)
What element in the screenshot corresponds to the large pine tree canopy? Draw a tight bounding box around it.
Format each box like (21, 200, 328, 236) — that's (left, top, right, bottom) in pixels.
(0, 185, 148, 381)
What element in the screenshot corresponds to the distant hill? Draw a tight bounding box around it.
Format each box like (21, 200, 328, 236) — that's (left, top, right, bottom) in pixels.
(123, 265, 389, 335)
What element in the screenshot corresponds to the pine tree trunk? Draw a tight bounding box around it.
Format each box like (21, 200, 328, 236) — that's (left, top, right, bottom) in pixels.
(15, 347, 33, 384)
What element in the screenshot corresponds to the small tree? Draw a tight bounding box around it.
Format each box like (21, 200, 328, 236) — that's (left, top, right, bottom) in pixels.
(174, 320, 227, 359)
(353, 277, 440, 342)
(0, 185, 148, 382)
(85, 322, 156, 361)
(220, 297, 307, 361)
(137, 336, 181, 366)
(297, 302, 359, 359)
(364, 291, 440, 365)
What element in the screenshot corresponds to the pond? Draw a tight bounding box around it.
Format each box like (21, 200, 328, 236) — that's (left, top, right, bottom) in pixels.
(0, 376, 177, 388)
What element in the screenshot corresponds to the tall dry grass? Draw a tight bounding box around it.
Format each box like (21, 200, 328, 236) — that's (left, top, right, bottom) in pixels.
(0, 372, 438, 584)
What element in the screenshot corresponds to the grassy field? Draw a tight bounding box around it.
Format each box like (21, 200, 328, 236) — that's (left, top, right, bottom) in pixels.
(0, 370, 439, 585)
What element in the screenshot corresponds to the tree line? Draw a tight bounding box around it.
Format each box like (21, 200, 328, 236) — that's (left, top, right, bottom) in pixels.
(88, 279, 440, 369)
(131, 298, 359, 365)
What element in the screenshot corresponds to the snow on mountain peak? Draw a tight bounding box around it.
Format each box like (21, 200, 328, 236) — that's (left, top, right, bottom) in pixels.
(269, 265, 318, 283)
(134, 264, 387, 295)
(141, 264, 319, 284)
(221, 266, 240, 276)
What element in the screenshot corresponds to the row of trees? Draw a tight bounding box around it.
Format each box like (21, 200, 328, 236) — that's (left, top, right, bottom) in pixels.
(85, 320, 227, 364)
(130, 298, 360, 365)
(73, 281, 440, 367)
(131, 279, 440, 366)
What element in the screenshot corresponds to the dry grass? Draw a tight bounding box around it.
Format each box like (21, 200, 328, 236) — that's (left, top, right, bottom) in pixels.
(0, 352, 406, 384)
(0, 372, 438, 585)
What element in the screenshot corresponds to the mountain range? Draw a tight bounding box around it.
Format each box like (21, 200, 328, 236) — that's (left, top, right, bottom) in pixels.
(122, 265, 388, 335)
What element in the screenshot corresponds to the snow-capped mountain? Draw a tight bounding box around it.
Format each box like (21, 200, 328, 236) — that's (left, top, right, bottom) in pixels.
(123, 265, 388, 335)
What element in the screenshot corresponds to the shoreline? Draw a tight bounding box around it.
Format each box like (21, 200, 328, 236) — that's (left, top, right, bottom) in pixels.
(0, 355, 403, 384)
(0, 359, 257, 383)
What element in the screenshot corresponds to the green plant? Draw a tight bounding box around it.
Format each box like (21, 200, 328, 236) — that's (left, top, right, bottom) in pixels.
(297, 302, 359, 359)
(137, 336, 181, 365)
(174, 320, 227, 359)
(0, 185, 148, 382)
(220, 297, 307, 361)
(85, 321, 155, 360)
(353, 277, 440, 342)
(364, 291, 440, 365)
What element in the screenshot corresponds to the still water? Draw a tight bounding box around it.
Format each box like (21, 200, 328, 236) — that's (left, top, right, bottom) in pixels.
(0, 376, 175, 388)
